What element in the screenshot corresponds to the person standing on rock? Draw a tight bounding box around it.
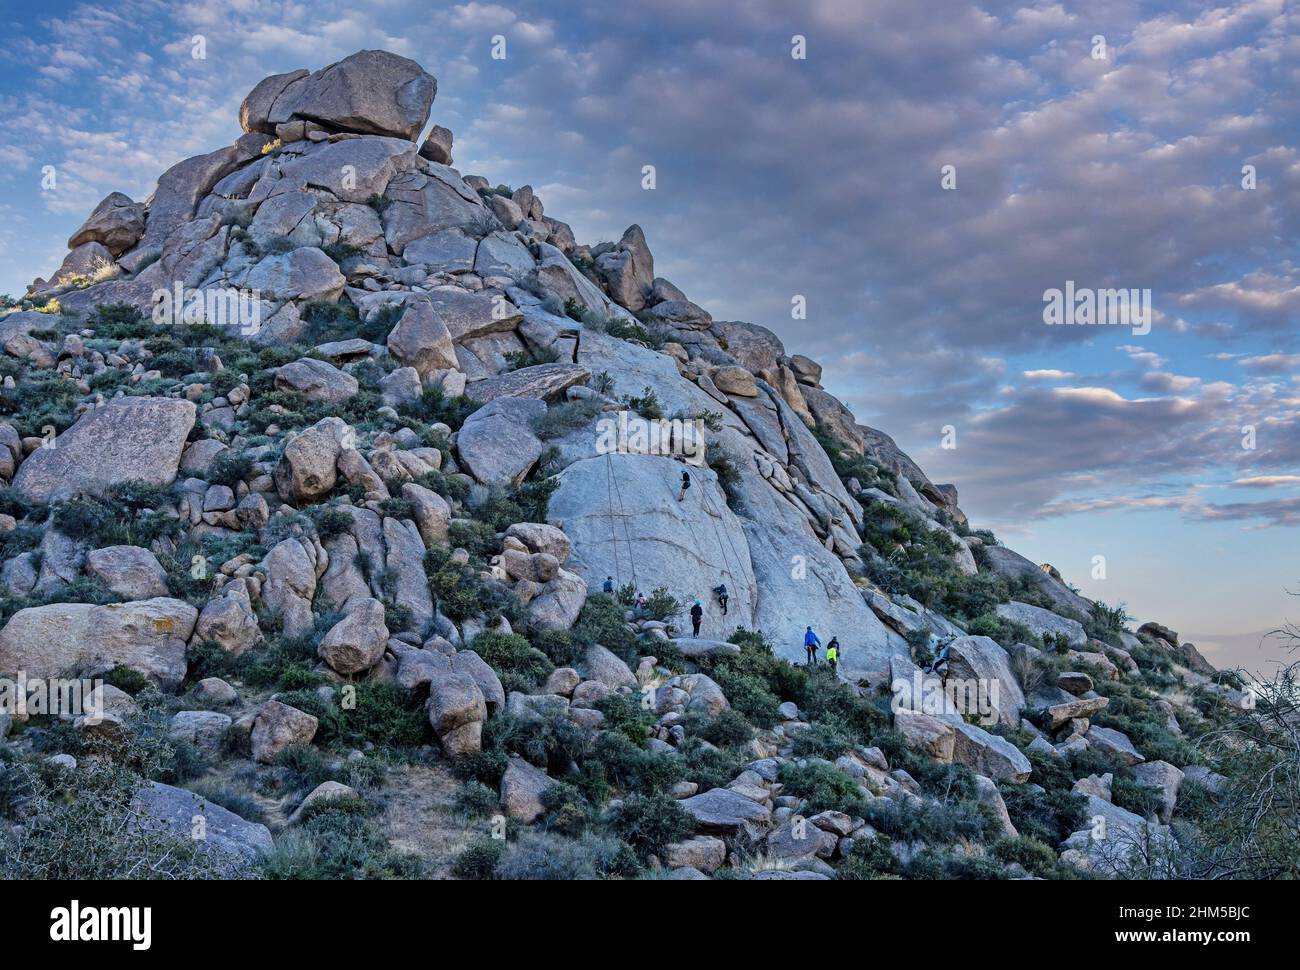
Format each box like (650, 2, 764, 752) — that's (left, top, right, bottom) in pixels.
(678, 470, 691, 501)
(690, 599, 703, 637)
(826, 637, 840, 673)
(603, 576, 614, 594)
(804, 626, 821, 665)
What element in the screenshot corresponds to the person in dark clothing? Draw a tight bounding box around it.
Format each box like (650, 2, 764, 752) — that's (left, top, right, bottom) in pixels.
(690, 599, 703, 637)
(826, 636, 840, 672)
(602, 576, 614, 594)
(678, 470, 691, 501)
(713, 583, 729, 615)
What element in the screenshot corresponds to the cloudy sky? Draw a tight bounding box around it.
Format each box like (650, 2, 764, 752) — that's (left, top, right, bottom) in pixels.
(1, 0, 1296, 671)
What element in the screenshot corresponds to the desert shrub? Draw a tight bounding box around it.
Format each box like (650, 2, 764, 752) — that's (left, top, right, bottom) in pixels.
(991, 835, 1066, 878)
(620, 386, 663, 419)
(184, 777, 268, 825)
(866, 797, 996, 845)
(904, 847, 1008, 880)
(104, 664, 151, 696)
(529, 627, 582, 667)
(51, 482, 180, 547)
(309, 504, 354, 541)
(452, 838, 507, 879)
(705, 442, 742, 508)
(791, 717, 856, 759)
(838, 834, 906, 880)
(778, 761, 871, 817)
(0, 484, 34, 520)
(571, 592, 638, 663)
(87, 302, 153, 338)
(586, 730, 682, 793)
(262, 807, 425, 879)
(0, 758, 252, 879)
(998, 779, 1088, 845)
(455, 781, 500, 818)
(797, 666, 888, 740)
(689, 708, 754, 748)
(425, 546, 524, 625)
(207, 450, 255, 488)
(470, 631, 553, 694)
(533, 397, 602, 439)
(232, 627, 321, 689)
(539, 781, 600, 836)
(610, 792, 694, 859)
(1110, 775, 1165, 818)
(278, 682, 429, 749)
(493, 830, 639, 880)
(594, 692, 655, 745)
(399, 386, 481, 432)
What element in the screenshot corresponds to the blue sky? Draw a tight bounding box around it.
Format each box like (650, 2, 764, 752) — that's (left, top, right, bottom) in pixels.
(0, 0, 1296, 671)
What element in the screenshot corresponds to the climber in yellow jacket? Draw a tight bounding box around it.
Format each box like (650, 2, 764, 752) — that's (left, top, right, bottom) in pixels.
(825, 637, 840, 672)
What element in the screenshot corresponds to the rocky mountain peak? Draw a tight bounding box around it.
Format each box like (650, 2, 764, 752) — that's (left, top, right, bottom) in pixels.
(0, 50, 1245, 883)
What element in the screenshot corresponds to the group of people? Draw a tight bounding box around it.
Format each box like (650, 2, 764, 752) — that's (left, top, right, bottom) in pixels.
(801, 627, 840, 670)
(603, 575, 730, 638)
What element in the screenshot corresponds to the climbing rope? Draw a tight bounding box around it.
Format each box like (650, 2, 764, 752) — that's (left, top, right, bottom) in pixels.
(604, 451, 639, 591)
(603, 452, 622, 588)
(694, 463, 748, 608)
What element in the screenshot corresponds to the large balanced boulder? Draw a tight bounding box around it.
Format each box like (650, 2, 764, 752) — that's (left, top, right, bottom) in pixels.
(12, 397, 195, 502)
(944, 635, 1025, 727)
(499, 757, 555, 823)
(317, 598, 389, 674)
(980, 545, 1093, 616)
(240, 50, 436, 141)
(251, 699, 319, 763)
(0, 598, 197, 690)
(131, 781, 273, 862)
(996, 601, 1087, 648)
(68, 191, 146, 255)
(85, 545, 170, 600)
(426, 664, 487, 756)
(194, 581, 260, 654)
(274, 357, 359, 403)
(457, 398, 546, 487)
(680, 788, 772, 836)
(385, 299, 457, 377)
(274, 416, 350, 504)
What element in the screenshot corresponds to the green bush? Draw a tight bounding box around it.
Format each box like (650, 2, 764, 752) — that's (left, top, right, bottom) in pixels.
(572, 592, 638, 664)
(470, 631, 553, 694)
(791, 717, 856, 759)
(452, 838, 506, 879)
(0, 758, 252, 879)
(493, 830, 639, 880)
(533, 398, 602, 439)
(278, 682, 429, 749)
(778, 761, 870, 817)
(992, 835, 1063, 878)
(690, 708, 754, 748)
(262, 808, 425, 879)
(611, 792, 694, 859)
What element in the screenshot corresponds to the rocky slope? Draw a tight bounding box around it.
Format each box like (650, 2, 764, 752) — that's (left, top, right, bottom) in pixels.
(0, 50, 1251, 881)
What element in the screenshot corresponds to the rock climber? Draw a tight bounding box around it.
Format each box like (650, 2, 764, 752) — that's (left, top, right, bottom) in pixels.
(678, 469, 691, 501)
(826, 636, 840, 672)
(713, 583, 729, 616)
(803, 626, 820, 665)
